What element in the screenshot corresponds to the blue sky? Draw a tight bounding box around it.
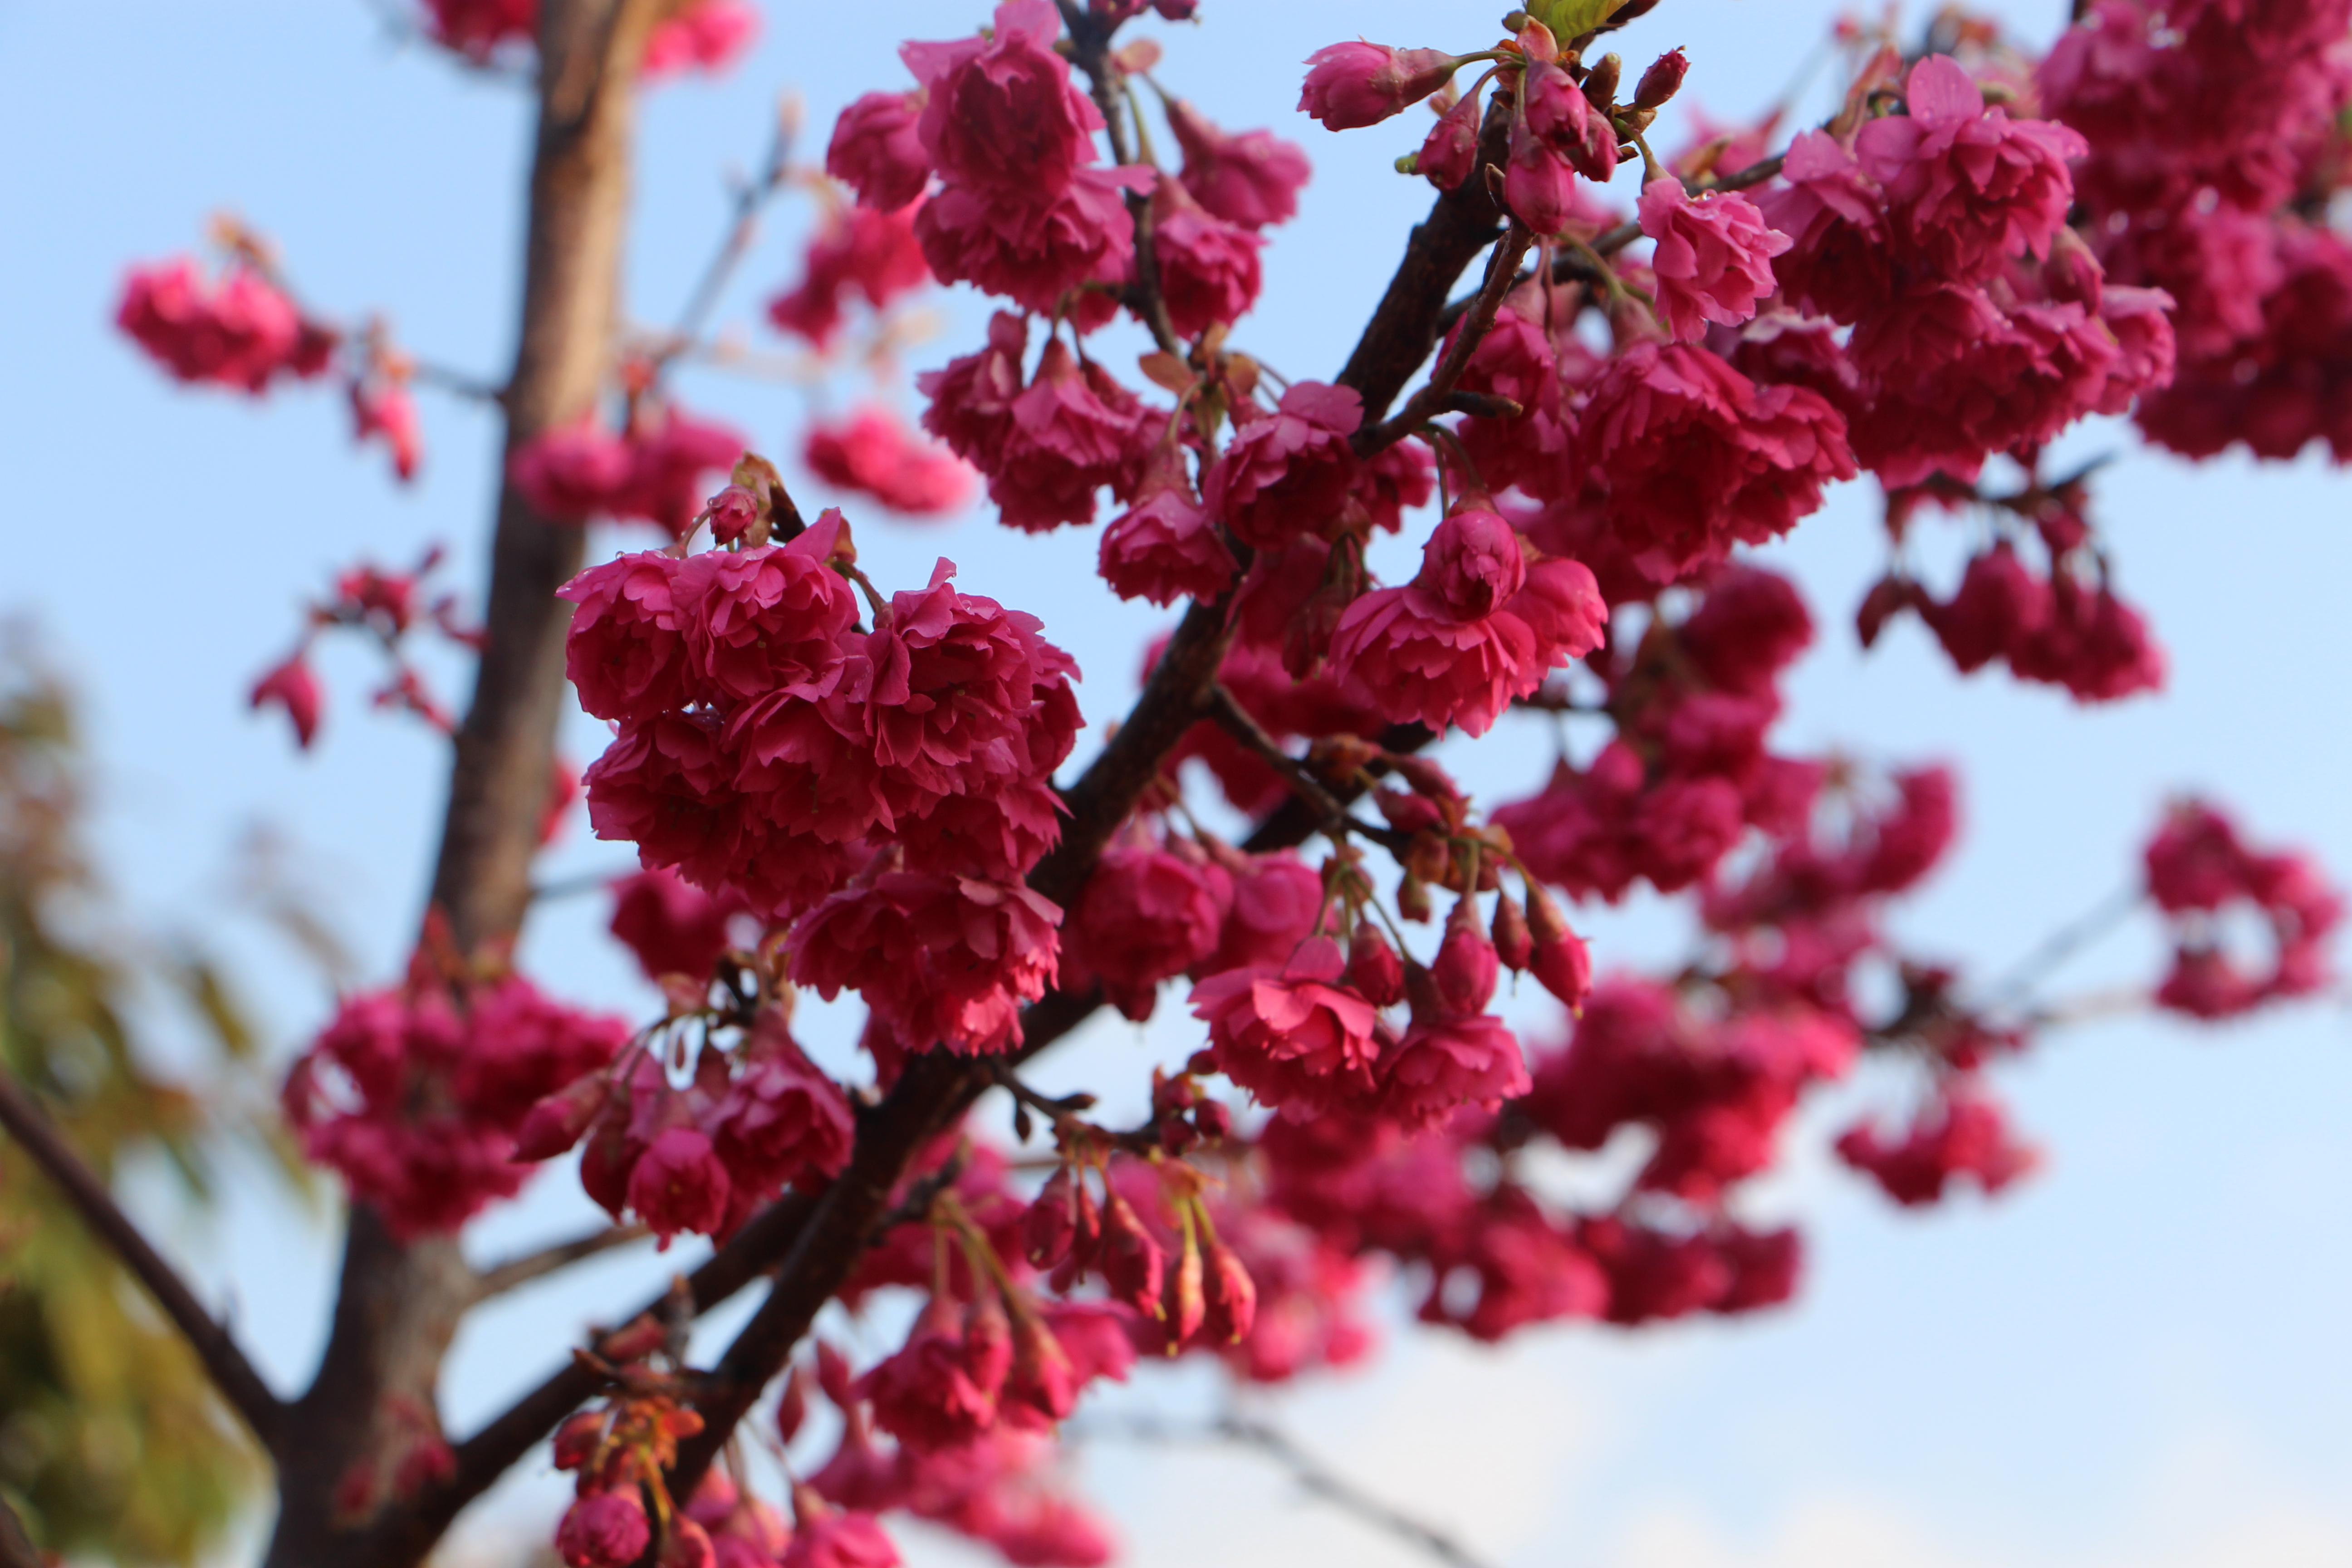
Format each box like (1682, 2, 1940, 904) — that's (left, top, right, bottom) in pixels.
(2, 2, 2348, 1564)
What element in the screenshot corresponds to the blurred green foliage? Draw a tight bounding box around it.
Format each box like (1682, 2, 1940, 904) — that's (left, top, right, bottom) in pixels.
(0, 636, 294, 1563)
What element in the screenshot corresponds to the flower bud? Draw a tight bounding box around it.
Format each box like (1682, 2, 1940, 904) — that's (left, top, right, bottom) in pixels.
(1492, 891, 1534, 972)
(1583, 53, 1623, 110)
(1162, 1221, 1206, 1351)
(1417, 86, 1485, 191)
(1432, 923, 1500, 1015)
(1004, 1311, 1079, 1424)
(1202, 1235, 1258, 1344)
(1193, 1099, 1234, 1141)
(1633, 47, 1688, 110)
(1525, 885, 1592, 1009)
(552, 1410, 606, 1471)
(1348, 922, 1407, 1006)
(1397, 872, 1434, 923)
(1101, 1191, 1167, 1318)
(1300, 43, 1460, 131)
(775, 1364, 810, 1446)
(1417, 508, 1528, 620)
(701, 483, 761, 545)
(964, 1291, 1014, 1397)
(660, 1518, 715, 1568)
(598, 1313, 667, 1365)
(557, 1492, 651, 1568)
(1023, 1165, 1078, 1268)
(512, 1072, 608, 1162)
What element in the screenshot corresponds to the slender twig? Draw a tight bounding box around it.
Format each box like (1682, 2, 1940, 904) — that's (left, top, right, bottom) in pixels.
(653, 107, 797, 373)
(1206, 684, 1410, 853)
(1357, 221, 1536, 458)
(1076, 1412, 1497, 1568)
(0, 1066, 284, 1447)
(406, 358, 507, 405)
(473, 1223, 652, 1301)
(1986, 883, 2143, 1009)
(1058, 0, 1184, 355)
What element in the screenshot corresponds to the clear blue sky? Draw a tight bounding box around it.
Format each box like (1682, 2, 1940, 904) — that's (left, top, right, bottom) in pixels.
(2, 2, 2348, 1564)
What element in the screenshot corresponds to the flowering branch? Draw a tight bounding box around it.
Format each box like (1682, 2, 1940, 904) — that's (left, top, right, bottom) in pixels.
(1357, 221, 1537, 457)
(0, 1065, 285, 1448)
(1206, 682, 1411, 853)
(471, 1222, 653, 1301)
(1056, 0, 1185, 355)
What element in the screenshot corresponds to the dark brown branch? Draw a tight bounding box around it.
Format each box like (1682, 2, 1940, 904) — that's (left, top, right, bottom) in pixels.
(472, 1222, 652, 1300)
(1355, 220, 1536, 458)
(350, 1188, 819, 1568)
(0, 1066, 284, 1447)
(1206, 685, 1410, 854)
(1059, 0, 1184, 356)
(1335, 92, 1514, 420)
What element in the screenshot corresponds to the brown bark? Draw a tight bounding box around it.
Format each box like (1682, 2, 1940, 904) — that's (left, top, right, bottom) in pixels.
(262, 5, 665, 1565)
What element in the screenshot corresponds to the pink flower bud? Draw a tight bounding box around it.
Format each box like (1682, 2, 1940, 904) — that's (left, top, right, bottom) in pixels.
(1100, 1191, 1167, 1318)
(1417, 87, 1484, 190)
(1162, 1222, 1206, 1351)
(701, 483, 760, 545)
(552, 1410, 606, 1472)
(1347, 922, 1406, 1007)
(557, 1492, 651, 1568)
(513, 1073, 607, 1162)
(1417, 508, 1528, 620)
(1201, 1236, 1257, 1344)
(661, 1518, 716, 1568)
(776, 1364, 810, 1446)
(1299, 43, 1459, 131)
(1633, 47, 1688, 110)
(963, 1291, 1013, 1397)
(1023, 1165, 1080, 1268)
(250, 652, 323, 749)
(1431, 923, 1500, 1016)
(1525, 887, 1592, 1009)
(1004, 1311, 1080, 1425)
(1492, 891, 1534, 972)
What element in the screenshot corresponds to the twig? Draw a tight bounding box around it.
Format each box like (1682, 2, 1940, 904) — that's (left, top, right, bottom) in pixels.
(1356, 220, 1535, 458)
(406, 357, 507, 405)
(655, 106, 797, 372)
(472, 1223, 652, 1300)
(1077, 1412, 1497, 1568)
(1058, 0, 1184, 355)
(1205, 684, 1409, 853)
(0, 1066, 284, 1448)
(1986, 883, 2143, 1009)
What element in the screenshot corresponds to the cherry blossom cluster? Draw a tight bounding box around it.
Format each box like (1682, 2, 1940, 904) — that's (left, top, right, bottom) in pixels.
(510, 402, 750, 538)
(117, 225, 426, 482)
(280, 958, 629, 1237)
(2143, 800, 2343, 1019)
(417, 0, 758, 78)
(2040, 0, 2352, 463)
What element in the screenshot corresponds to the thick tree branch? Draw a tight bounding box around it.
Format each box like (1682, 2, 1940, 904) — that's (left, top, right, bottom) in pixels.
(0, 1066, 284, 1448)
(472, 1222, 652, 1300)
(269, 4, 673, 1565)
(1355, 220, 1536, 458)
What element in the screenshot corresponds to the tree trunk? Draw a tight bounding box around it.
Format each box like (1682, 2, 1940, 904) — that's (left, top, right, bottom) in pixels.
(261, 4, 660, 1563)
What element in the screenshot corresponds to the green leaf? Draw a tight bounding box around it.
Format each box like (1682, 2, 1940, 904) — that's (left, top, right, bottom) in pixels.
(1529, 0, 1632, 41)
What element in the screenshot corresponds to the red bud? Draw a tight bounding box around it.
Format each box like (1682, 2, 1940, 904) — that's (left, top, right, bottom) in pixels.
(1201, 1236, 1258, 1345)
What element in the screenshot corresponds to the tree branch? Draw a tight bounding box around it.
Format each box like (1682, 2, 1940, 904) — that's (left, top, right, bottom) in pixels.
(652, 104, 795, 374)
(1205, 684, 1410, 854)
(1354, 220, 1535, 459)
(655, 59, 1568, 1514)
(1077, 1412, 1497, 1568)
(472, 1222, 652, 1301)
(0, 1065, 284, 1448)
